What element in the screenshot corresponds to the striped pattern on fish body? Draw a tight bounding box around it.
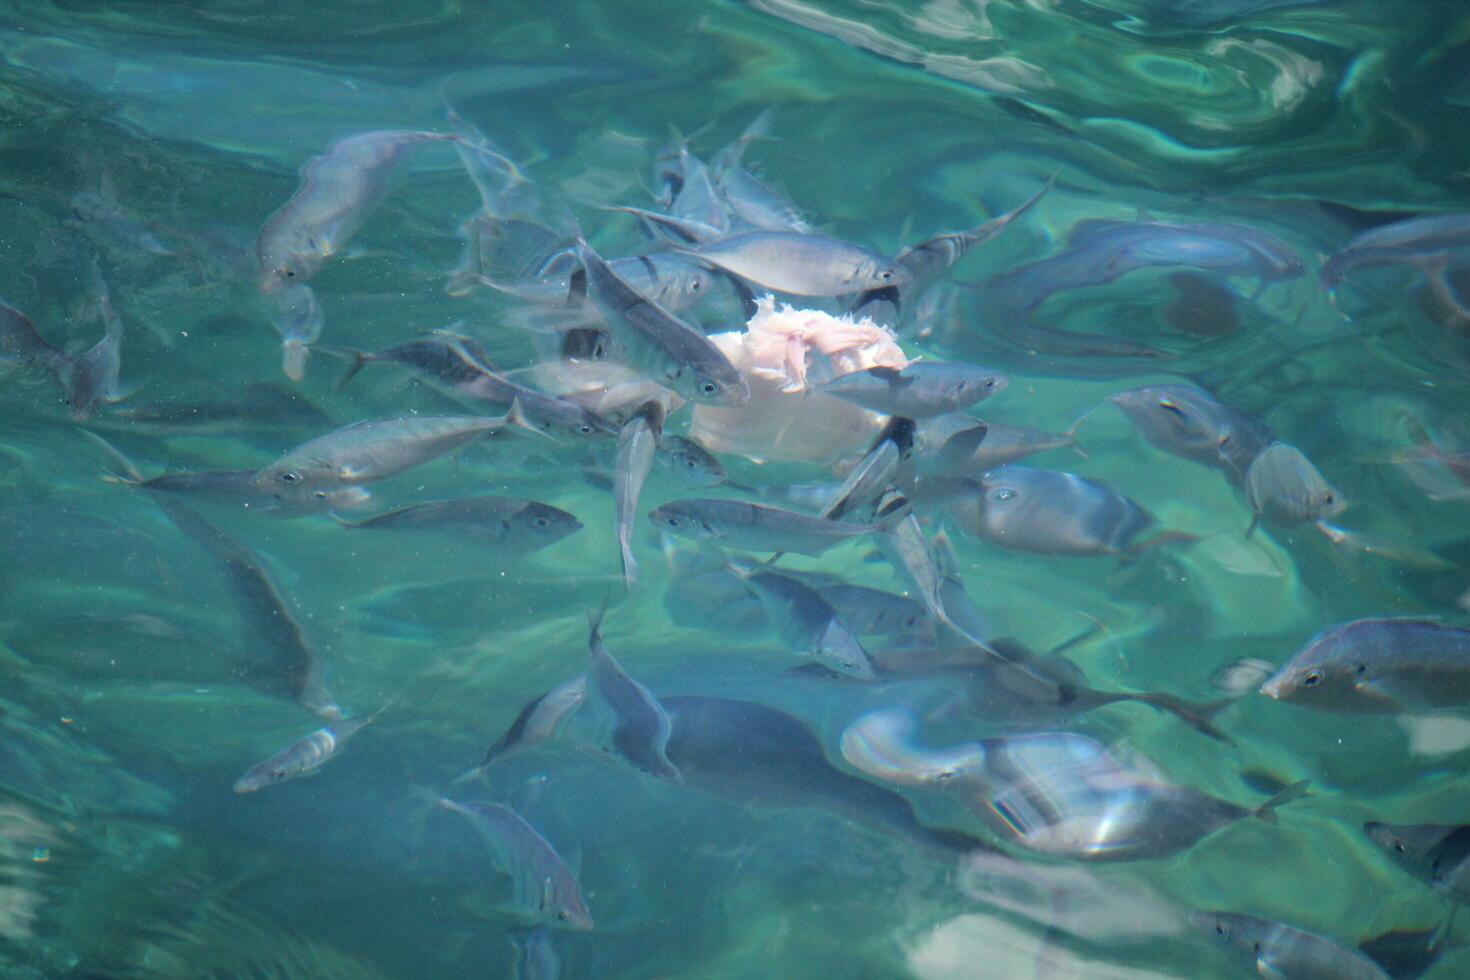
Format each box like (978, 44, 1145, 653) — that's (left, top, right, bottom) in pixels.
(233, 714, 374, 793)
(676, 230, 907, 297)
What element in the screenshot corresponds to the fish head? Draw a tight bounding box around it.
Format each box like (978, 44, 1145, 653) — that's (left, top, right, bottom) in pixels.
(1110, 385, 1228, 458)
(258, 249, 320, 295)
(1246, 443, 1345, 524)
(956, 370, 1009, 403)
(1258, 651, 1357, 706)
(512, 502, 583, 546)
(232, 763, 293, 794)
(1189, 910, 1246, 950)
(544, 877, 595, 931)
(1364, 822, 1437, 871)
(660, 436, 726, 486)
(647, 503, 716, 540)
(854, 255, 908, 291)
(671, 361, 750, 408)
(251, 460, 333, 505)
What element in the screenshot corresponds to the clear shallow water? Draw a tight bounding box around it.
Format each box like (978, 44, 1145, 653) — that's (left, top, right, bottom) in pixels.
(1, 1, 1469, 977)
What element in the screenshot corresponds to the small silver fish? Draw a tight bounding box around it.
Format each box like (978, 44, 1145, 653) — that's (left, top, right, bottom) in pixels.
(1110, 384, 1272, 482)
(820, 417, 915, 521)
(735, 563, 880, 679)
(233, 709, 382, 793)
(959, 466, 1156, 557)
(676, 230, 907, 297)
(814, 363, 1008, 419)
(1244, 442, 1346, 528)
(914, 415, 1077, 476)
(253, 411, 522, 505)
(648, 498, 900, 556)
(586, 605, 681, 782)
(1192, 911, 1390, 980)
(437, 798, 594, 930)
(1320, 212, 1470, 316)
(333, 496, 581, 552)
(472, 675, 589, 774)
(257, 129, 489, 293)
(655, 435, 727, 487)
(575, 235, 749, 407)
(615, 401, 665, 587)
(1260, 619, 1470, 712)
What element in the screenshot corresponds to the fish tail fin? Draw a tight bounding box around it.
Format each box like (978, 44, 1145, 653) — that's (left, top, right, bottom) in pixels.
(1252, 779, 1310, 823)
(501, 397, 558, 445)
(619, 540, 639, 591)
(587, 591, 611, 649)
(75, 428, 145, 485)
(1129, 692, 1233, 743)
(1314, 521, 1453, 570)
(450, 765, 489, 788)
(310, 343, 373, 392)
(1062, 400, 1109, 453)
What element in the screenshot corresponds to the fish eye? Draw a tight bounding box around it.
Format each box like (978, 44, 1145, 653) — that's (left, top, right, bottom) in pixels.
(1301, 669, 1324, 687)
(991, 487, 1016, 502)
(878, 269, 894, 281)
(665, 517, 680, 527)
(1215, 925, 1225, 937)
(690, 278, 702, 291)
(1355, 663, 1366, 675)
(578, 424, 594, 435)
(1395, 841, 1407, 854)
(532, 516, 550, 529)
(984, 378, 997, 389)
(1323, 491, 1335, 504)
(280, 471, 300, 483)
(701, 381, 718, 395)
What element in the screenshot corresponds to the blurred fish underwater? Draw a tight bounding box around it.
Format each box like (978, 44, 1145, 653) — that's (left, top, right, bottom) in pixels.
(3, 0, 1470, 977)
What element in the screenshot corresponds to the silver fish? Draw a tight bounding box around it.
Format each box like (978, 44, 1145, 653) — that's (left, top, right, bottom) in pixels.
(735, 563, 880, 679)
(820, 417, 915, 521)
(1110, 383, 1272, 482)
(615, 401, 665, 587)
(1192, 911, 1390, 980)
(648, 498, 898, 556)
(1260, 619, 1470, 712)
(0, 290, 125, 421)
(233, 709, 381, 793)
(471, 675, 589, 773)
(256, 129, 486, 293)
(333, 496, 581, 552)
(265, 281, 322, 382)
(1244, 441, 1346, 528)
(843, 709, 1304, 861)
(655, 434, 727, 487)
(1363, 821, 1470, 904)
(956, 466, 1156, 557)
(575, 235, 748, 406)
(327, 331, 616, 439)
(914, 415, 1077, 476)
(676, 230, 907, 296)
(253, 411, 521, 505)
(586, 605, 681, 782)
(814, 363, 1009, 419)
(1320, 212, 1470, 316)
(437, 798, 594, 931)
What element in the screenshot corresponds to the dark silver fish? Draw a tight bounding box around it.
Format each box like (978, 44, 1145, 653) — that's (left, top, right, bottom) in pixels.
(1363, 821, 1470, 904)
(735, 563, 880, 679)
(233, 708, 382, 793)
(615, 401, 665, 587)
(152, 497, 338, 718)
(1260, 619, 1470, 712)
(655, 435, 727, 487)
(575, 235, 748, 406)
(676, 230, 907, 297)
(0, 293, 125, 420)
(1245, 442, 1346, 528)
(648, 498, 899, 556)
(842, 709, 1302, 861)
(253, 411, 522, 506)
(471, 675, 589, 774)
(586, 605, 681, 783)
(437, 798, 594, 931)
(332, 496, 581, 552)
(1192, 911, 1390, 980)
(326, 331, 616, 440)
(820, 416, 915, 521)
(813, 363, 1009, 419)
(1320, 212, 1470, 314)
(1110, 383, 1272, 482)
(954, 466, 1157, 557)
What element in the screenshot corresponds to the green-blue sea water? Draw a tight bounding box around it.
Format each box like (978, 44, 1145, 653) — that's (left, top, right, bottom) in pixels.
(2, 1, 1470, 977)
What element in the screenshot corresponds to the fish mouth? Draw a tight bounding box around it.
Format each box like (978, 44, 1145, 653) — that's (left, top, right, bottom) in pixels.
(1258, 678, 1285, 700)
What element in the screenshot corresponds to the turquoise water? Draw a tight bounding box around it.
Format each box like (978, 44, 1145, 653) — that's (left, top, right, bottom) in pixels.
(3, 1, 1470, 976)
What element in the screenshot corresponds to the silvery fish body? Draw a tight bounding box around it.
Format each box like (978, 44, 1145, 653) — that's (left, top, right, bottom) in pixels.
(1110, 383, 1273, 480)
(1245, 442, 1346, 526)
(587, 609, 681, 782)
(615, 401, 664, 587)
(965, 466, 1153, 557)
(1260, 618, 1470, 712)
(265, 281, 322, 381)
(1192, 911, 1389, 980)
(1320, 212, 1470, 291)
(143, 468, 369, 516)
(717, 165, 808, 233)
(477, 675, 590, 770)
(820, 417, 914, 521)
(438, 799, 594, 931)
(233, 713, 375, 793)
(575, 237, 748, 407)
(814, 363, 1009, 419)
(679, 230, 906, 296)
(741, 566, 880, 679)
(842, 710, 1299, 861)
(253, 414, 511, 504)
(492, 253, 717, 315)
(655, 434, 727, 487)
(336, 496, 581, 552)
(256, 130, 463, 293)
(648, 498, 885, 556)
(914, 415, 1074, 475)
(1363, 821, 1470, 903)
